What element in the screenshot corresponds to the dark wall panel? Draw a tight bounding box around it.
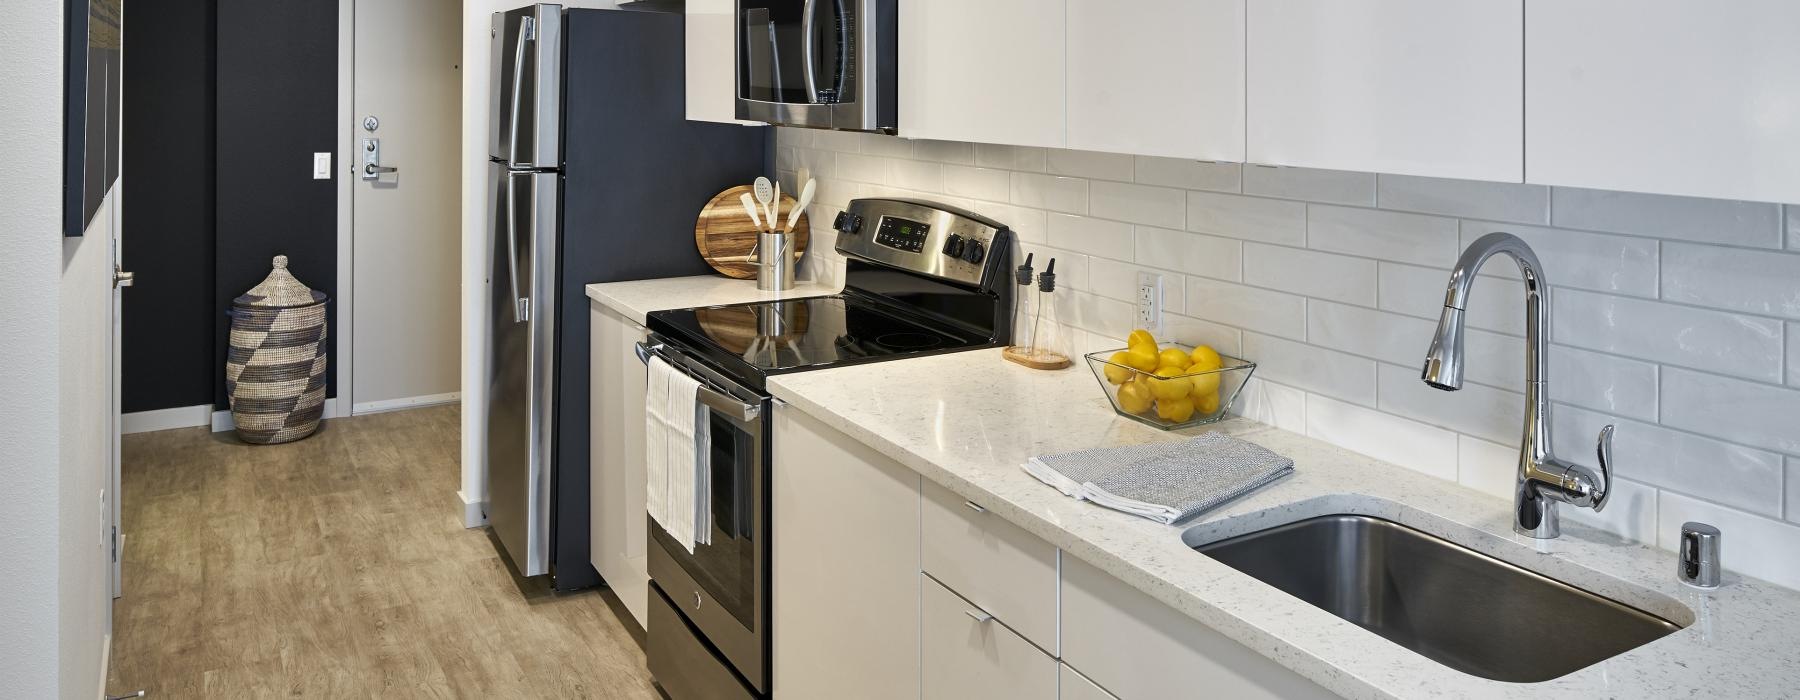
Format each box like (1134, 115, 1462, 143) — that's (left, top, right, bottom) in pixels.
(214, 0, 338, 408)
(121, 0, 216, 413)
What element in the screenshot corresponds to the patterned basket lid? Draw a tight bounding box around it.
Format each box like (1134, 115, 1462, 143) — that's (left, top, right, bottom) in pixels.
(234, 255, 328, 308)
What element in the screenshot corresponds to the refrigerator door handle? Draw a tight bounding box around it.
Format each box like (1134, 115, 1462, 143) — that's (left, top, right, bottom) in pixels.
(506, 15, 535, 167)
(505, 171, 530, 323)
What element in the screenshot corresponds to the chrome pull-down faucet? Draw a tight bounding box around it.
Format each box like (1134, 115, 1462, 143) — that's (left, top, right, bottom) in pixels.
(1421, 232, 1612, 539)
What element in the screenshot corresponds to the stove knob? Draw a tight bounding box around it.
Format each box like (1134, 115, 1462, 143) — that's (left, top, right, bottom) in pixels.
(942, 233, 966, 258)
(833, 211, 863, 234)
(960, 239, 986, 265)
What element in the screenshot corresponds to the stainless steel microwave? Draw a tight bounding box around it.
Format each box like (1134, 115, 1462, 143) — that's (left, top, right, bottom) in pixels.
(736, 0, 896, 133)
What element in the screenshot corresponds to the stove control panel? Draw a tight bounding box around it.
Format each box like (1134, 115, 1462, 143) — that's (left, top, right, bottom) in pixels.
(836, 198, 1012, 288)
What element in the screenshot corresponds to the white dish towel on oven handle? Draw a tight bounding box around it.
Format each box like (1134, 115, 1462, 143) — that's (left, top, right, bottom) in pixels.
(646, 355, 710, 554)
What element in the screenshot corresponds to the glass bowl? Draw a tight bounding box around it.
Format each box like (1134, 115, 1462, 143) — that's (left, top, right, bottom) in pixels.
(1084, 345, 1256, 430)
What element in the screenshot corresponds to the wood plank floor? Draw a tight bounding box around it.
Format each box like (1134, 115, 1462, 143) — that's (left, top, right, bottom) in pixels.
(106, 405, 659, 699)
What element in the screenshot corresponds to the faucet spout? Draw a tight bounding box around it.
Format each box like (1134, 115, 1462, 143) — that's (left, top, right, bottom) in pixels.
(1419, 232, 1613, 539)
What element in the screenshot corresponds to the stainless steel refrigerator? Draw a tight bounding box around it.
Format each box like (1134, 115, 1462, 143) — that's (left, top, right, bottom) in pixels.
(485, 4, 769, 589)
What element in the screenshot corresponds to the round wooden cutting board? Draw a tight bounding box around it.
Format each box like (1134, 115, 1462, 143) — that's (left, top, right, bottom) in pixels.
(695, 185, 810, 279)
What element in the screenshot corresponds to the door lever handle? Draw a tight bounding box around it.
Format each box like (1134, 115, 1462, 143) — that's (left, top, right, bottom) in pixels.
(364, 163, 398, 176)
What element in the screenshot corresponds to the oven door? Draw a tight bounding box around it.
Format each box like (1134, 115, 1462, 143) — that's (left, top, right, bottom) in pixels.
(736, 0, 894, 132)
(639, 338, 770, 693)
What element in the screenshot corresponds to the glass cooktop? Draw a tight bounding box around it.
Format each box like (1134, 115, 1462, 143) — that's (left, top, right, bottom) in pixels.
(646, 293, 993, 381)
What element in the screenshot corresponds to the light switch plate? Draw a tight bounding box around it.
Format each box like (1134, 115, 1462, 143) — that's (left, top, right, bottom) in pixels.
(1136, 272, 1162, 331)
(312, 152, 332, 180)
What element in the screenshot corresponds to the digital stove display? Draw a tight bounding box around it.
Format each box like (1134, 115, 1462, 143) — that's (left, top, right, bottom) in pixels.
(873, 216, 931, 253)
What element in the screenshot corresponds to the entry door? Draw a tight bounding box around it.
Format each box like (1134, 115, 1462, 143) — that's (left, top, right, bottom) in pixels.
(350, 0, 462, 413)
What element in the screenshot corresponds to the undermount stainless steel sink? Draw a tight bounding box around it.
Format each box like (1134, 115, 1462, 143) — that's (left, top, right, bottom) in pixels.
(1195, 515, 1681, 683)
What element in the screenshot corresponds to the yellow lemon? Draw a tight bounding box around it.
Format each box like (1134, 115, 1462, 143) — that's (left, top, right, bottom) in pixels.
(1156, 396, 1196, 423)
(1187, 370, 1222, 396)
(1127, 329, 1157, 353)
(1150, 366, 1193, 400)
(1102, 352, 1133, 384)
(1124, 346, 1159, 372)
(1189, 344, 1223, 371)
(1196, 389, 1221, 416)
(1157, 347, 1192, 370)
(1117, 380, 1154, 414)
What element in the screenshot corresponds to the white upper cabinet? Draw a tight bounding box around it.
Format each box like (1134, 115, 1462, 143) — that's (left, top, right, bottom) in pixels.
(1066, 0, 1244, 161)
(686, 0, 758, 124)
(1246, 0, 1524, 182)
(899, 0, 1066, 148)
(1526, 1, 1800, 202)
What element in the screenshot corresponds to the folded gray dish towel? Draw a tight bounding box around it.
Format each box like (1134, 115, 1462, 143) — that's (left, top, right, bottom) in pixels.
(1022, 433, 1293, 525)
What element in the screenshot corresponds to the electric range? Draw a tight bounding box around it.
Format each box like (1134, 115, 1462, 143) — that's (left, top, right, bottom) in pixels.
(637, 198, 1014, 700)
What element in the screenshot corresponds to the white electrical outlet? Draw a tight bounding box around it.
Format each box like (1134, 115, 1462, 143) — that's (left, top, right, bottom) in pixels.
(1136, 272, 1162, 330)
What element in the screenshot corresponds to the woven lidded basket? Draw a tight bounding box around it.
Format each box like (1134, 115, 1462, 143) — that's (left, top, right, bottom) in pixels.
(227, 255, 329, 444)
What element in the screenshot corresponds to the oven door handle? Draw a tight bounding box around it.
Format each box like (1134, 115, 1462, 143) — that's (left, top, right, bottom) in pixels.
(635, 341, 763, 422)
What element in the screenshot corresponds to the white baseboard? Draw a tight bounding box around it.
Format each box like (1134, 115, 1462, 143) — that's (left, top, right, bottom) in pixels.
(211, 397, 346, 433)
(121, 403, 213, 434)
(458, 489, 488, 528)
(353, 391, 461, 416)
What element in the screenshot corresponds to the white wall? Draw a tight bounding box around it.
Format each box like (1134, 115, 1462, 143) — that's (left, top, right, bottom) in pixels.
(460, 0, 615, 525)
(780, 127, 1800, 591)
(0, 0, 114, 695)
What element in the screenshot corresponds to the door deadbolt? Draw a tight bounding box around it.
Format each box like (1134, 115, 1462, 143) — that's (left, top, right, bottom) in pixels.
(362, 115, 380, 132)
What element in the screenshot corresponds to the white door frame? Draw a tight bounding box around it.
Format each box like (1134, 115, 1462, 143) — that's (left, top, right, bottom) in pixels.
(335, 0, 357, 418)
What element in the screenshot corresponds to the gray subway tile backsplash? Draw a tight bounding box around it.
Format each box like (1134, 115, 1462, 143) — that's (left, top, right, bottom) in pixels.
(1458, 221, 1660, 298)
(782, 126, 1800, 576)
(1134, 156, 1242, 193)
(1661, 242, 1800, 320)
(1307, 205, 1460, 268)
(1552, 288, 1784, 383)
(1378, 174, 1550, 225)
(1186, 191, 1306, 246)
(1551, 187, 1784, 248)
(1242, 165, 1377, 206)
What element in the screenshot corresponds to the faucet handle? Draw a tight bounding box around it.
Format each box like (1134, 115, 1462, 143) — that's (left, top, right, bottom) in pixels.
(1592, 425, 1615, 512)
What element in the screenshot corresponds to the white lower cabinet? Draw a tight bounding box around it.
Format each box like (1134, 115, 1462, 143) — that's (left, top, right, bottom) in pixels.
(771, 409, 1332, 700)
(921, 479, 1059, 654)
(922, 575, 1059, 700)
(772, 405, 921, 700)
(1059, 663, 1118, 700)
(589, 302, 650, 627)
(1060, 556, 1334, 700)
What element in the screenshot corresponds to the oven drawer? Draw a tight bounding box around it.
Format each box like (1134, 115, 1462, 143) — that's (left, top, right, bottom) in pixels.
(649, 584, 757, 700)
(920, 479, 1059, 653)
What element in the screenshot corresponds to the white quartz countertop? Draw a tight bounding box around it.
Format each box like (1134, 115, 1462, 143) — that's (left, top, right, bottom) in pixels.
(585, 275, 839, 325)
(767, 348, 1800, 699)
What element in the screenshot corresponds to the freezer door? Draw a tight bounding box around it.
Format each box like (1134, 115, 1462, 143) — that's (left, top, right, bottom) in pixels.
(490, 4, 563, 167)
(486, 163, 561, 577)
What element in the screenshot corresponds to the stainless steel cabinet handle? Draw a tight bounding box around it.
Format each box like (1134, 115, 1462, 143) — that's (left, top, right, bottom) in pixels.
(964, 501, 985, 514)
(964, 609, 993, 623)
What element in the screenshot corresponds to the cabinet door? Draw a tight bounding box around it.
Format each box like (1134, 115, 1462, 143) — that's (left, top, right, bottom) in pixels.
(1246, 0, 1523, 181)
(1526, 1, 1800, 202)
(1066, 0, 1243, 161)
(772, 405, 922, 700)
(589, 302, 650, 627)
(920, 479, 1059, 653)
(686, 0, 758, 124)
(1061, 556, 1334, 700)
(922, 576, 1058, 700)
(899, 0, 1066, 148)
(1059, 663, 1117, 700)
